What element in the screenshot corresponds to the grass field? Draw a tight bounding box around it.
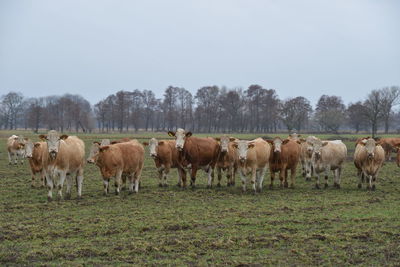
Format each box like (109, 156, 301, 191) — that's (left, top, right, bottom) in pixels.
(0, 131, 399, 266)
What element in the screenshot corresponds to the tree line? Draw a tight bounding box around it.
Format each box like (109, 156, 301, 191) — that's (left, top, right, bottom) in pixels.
(1, 85, 399, 136)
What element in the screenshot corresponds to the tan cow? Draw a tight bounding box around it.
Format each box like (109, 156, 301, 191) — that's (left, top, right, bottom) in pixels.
(214, 135, 238, 187)
(233, 138, 270, 193)
(86, 139, 111, 163)
(143, 138, 186, 187)
(378, 137, 400, 161)
(299, 136, 318, 180)
(95, 140, 145, 194)
(266, 137, 301, 188)
(7, 135, 26, 165)
(39, 131, 85, 200)
(24, 140, 47, 187)
(354, 138, 385, 190)
(168, 129, 219, 188)
(311, 139, 347, 189)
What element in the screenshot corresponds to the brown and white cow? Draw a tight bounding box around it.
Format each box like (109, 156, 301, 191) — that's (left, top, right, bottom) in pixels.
(7, 135, 26, 165)
(214, 135, 238, 187)
(299, 136, 318, 180)
(24, 140, 47, 187)
(168, 129, 219, 188)
(354, 138, 385, 190)
(266, 137, 300, 188)
(378, 137, 400, 161)
(143, 138, 186, 187)
(40, 131, 85, 200)
(233, 138, 270, 193)
(86, 139, 111, 164)
(95, 140, 145, 194)
(310, 139, 347, 189)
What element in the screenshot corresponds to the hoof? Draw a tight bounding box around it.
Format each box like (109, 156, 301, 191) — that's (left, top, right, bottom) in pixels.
(269, 184, 273, 189)
(217, 183, 221, 188)
(206, 185, 212, 189)
(176, 183, 181, 187)
(65, 193, 71, 200)
(315, 184, 320, 189)
(372, 184, 376, 191)
(284, 182, 289, 188)
(31, 184, 35, 188)
(158, 183, 163, 187)
(115, 190, 119, 195)
(47, 196, 52, 202)
(324, 183, 328, 189)
(357, 183, 362, 189)
(289, 185, 294, 189)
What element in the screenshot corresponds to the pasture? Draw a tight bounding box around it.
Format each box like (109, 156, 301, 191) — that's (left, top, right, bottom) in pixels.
(1, 131, 400, 266)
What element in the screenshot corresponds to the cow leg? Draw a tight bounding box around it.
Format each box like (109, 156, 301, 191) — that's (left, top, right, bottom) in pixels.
(133, 170, 142, 193)
(240, 170, 246, 192)
(31, 170, 36, 188)
(13, 152, 18, 165)
(334, 168, 341, 189)
(103, 178, 110, 195)
(284, 167, 289, 188)
(324, 168, 329, 188)
(64, 173, 73, 200)
(371, 175, 376, 191)
(8, 152, 12, 165)
(178, 168, 186, 188)
(76, 168, 84, 199)
(206, 166, 213, 188)
(56, 172, 66, 200)
(270, 171, 275, 189)
(157, 168, 163, 187)
(46, 173, 54, 201)
(163, 166, 170, 187)
(115, 170, 123, 195)
(190, 168, 198, 188)
(217, 167, 222, 187)
(279, 169, 285, 188)
(290, 166, 296, 188)
(367, 175, 373, 190)
(257, 168, 266, 192)
(251, 168, 257, 193)
(315, 172, 321, 189)
(305, 161, 312, 181)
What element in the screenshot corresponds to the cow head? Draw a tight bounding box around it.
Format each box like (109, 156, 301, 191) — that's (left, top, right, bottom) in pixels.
(266, 137, 290, 154)
(360, 138, 379, 159)
(312, 139, 328, 160)
(168, 128, 192, 151)
(288, 133, 301, 141)
(215, 136, 236, 153)
(40, 130, 68, 159)
(146, 138, 163, 158)
(87, 141, 102, 163)
(233, 140, 255, 163)
(24, 139, 34, 158)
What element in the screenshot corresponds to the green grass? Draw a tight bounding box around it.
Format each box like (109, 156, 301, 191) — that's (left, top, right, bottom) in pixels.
(0, 131, 399, 266)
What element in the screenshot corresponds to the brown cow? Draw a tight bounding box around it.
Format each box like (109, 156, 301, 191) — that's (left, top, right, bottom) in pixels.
(7, 135, 26, 165)
(143, 138, 186, 187)
(378, 137, 400, 161)
(40, 131, 85, 201)
(267, 137, 301, 188)
(354, 138, 385, 190)
(233, 138, 271, 193)
(214, 135, 238, 187)
(24, 140, 47, 187)
(168, 128, 219, 188)
(96, 140, 145, 194)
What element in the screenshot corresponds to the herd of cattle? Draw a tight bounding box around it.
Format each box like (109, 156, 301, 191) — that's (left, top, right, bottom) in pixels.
(6, 129, 400, 200)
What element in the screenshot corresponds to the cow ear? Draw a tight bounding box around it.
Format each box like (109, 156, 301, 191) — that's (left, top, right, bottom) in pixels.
(299, 138, 306, 143)
(110, 141, 118, 144)
(142, 142, 149, 146)
(34, 143, 41, 148)
(232, 143, 238, 149)
(24, 137, 29, 141)
(296, 140, 302, 144)
(322, 142, 329, 146)
(266, 140, 274, 145)
(99, 146, 110, 152)
(214, 137, 220, 141)
(158, 141, 165, 146)
(39, 135, 47, 141)
(248, 143, 255, 149)
(282, 139, 290, 145)
(185, 132, 192, 137)
(93, 141, 101, 145)
(229, 137, 236, 142)
(373, 137, 380, 142)
(167, 131, 175, 137)
(60, 135, 68, 140)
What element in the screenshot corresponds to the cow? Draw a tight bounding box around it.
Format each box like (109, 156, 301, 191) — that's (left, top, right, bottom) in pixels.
(110, 137, 132, 144)
(24, 140, 47, 187)
(7, 135, 26, 165)
(168, 128, 219, 188)
(354, 138, 385, 190)
(233, 138, 270, 193)
(310, 139, 347, 189)
(299, 136, 318, 180)
(377, 137, 400, 161)
(214, 135, 238, 187)
(40, 131, 85, 201)
(95, 140, 145, 195)
(266, 137, 301, 188)
(143, 138, 186, 187)
(288, 133, 301, 141)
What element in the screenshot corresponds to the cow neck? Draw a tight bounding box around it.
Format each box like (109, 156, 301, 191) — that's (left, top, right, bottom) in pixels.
(271, 148, 282, 165)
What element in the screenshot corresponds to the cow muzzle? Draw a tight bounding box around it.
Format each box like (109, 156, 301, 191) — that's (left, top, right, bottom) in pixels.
(176, 146, 183, 152)
(49, 151, 57, 159)
(87, 159, 95, 164)
(239, 157, 246, 162)
(150, 153, 157, 158)
(368, 153, 374, 159)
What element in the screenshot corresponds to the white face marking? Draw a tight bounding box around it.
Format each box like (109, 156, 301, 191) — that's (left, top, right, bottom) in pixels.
(149, 138, 158, 157)
(219, 136, 230, 153)
(272, 138, 283, 153)
(175, 128, 186, 151)
(24, 141, 34, 158)
(46, 130, 61, 158)
(236, 141, 251, 162)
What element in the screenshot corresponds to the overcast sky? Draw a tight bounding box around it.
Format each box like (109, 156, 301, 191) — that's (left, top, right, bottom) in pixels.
(0, 0, 399, 106)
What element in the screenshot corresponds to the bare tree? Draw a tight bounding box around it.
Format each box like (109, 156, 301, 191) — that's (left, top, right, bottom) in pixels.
(346, 101, 368, 133)
(379, 86, 400, 133)
(364, 90, 383, 137)
(315, 95, 346, 133)
(1, 92, 24, 129)
(280, 96, 312, 132)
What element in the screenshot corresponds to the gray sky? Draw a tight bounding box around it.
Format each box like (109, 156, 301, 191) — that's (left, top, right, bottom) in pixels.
(0, 0, 399, 106)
